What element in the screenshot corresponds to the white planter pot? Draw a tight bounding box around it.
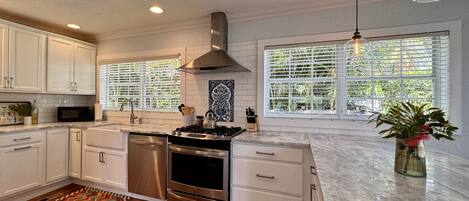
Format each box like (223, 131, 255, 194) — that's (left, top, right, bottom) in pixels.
(23, 116, 32, 125)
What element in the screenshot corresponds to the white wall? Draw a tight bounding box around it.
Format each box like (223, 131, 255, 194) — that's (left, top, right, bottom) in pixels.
(98, 0, 469, 158)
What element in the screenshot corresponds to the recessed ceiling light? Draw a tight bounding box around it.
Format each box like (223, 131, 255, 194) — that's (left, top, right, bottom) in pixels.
(66, 24, 80, 29)
(412, 0, 440, 3)
(150, 6, 164, 14)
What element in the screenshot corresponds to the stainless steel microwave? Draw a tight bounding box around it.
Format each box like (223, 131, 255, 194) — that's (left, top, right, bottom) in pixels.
(57, 106, 94, 122)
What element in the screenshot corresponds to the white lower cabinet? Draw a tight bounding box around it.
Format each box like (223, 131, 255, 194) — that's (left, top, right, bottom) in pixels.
(0, 130, 45, 197)
(232, 187, 302, 201)
(232, 143, 322, 201)
(69, 128, 82, 179)
(83, 147, 127, 190)
(46, 128, 69, 184)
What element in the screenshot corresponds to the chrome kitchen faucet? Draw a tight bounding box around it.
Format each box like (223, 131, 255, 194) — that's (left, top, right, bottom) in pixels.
(120, 98, 138, 124)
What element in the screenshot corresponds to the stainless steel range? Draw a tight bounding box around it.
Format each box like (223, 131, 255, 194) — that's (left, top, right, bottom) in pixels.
(167, 125, 245, 201)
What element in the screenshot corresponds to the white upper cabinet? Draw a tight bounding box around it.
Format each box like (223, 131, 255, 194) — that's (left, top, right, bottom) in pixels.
(8, 26, 46, 92)
(47, 36, 96, 95)
(47, 37, 74, 93)
(0, 23, 7, 91)
(74, 43, 96, 94)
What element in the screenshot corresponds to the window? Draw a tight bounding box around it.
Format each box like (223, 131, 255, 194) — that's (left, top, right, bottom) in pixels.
(265, 43, 339, 116)
(264, 32, 450, 118)
(99, 58, 181, 111)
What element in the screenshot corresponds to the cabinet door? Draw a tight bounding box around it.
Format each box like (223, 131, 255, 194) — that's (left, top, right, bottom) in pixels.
(0, 143, 44, 196)
(46, 128, 69, 183)
(74, 44, 96, 95)
(47, 37, 74, 93)
(8, 26, 46, 92)
(69, 128, 82, 179)
(83, 148, 105, 183)
(0, 23, 8, 90)
(102, 151, 127, 189)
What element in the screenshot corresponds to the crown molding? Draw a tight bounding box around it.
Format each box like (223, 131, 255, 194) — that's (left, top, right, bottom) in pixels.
(96, 0, 385, 42)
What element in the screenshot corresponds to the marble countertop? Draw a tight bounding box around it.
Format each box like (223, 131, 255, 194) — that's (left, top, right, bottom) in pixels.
(233, 130, 310, 147)
(119, 124, 178, 135)
(0, 121, 115, 133)
(233, 131, 469, 200)
(308, 134, 469, 201)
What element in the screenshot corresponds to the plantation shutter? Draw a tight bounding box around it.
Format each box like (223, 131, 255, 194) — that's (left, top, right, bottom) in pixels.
(263, 31, 450, 118)
(99, 57, 181, 111)
(264, 42, 340, 116)
(344, 32, 449, 115)
(99, 62, 143, 110)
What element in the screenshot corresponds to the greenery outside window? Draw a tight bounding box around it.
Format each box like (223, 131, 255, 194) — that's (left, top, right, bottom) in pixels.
(99, 58, 181, 112)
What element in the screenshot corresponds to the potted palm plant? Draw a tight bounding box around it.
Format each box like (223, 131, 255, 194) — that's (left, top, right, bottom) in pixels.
(369, 102, 458, 177)
(8, 103, 36, 125)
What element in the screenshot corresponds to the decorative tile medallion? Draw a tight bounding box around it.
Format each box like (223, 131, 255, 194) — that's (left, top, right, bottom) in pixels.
(209, 80, 234, 122)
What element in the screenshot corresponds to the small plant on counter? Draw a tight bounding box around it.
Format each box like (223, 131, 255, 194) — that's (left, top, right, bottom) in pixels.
(8, 103, 36, 125)
(368, 102, 458, 177)
(8, 103, 35, 117)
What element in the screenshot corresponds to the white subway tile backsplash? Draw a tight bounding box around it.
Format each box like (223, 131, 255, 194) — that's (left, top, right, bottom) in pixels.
(0, 93, 96, 123)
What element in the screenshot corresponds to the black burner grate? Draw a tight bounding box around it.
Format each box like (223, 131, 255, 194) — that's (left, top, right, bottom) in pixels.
(176, 125, 243, 136)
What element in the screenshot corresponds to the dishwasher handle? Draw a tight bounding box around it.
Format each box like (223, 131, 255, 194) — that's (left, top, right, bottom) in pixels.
(129, 137, 165, 146)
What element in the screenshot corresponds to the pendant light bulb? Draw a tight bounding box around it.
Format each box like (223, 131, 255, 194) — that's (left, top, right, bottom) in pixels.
(346, 0, 368, 56)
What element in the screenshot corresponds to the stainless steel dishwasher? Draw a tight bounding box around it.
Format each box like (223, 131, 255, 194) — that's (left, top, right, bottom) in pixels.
(128, 133, 167, 199)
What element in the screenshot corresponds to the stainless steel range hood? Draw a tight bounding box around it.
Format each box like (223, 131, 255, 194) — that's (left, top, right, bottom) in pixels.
(178, 12, 251, 74)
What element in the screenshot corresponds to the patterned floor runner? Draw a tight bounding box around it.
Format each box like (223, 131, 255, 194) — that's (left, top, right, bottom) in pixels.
(54, 187, 130, 201)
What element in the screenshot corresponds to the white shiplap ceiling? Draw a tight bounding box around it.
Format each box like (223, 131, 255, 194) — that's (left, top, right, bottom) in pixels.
(0, 0, 384, 41)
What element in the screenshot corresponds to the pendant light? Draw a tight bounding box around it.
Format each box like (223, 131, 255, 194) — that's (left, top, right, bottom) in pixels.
(345, 0, 368, 56)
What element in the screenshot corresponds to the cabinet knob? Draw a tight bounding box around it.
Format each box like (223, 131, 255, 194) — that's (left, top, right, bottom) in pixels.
(9, 77, 13, 88)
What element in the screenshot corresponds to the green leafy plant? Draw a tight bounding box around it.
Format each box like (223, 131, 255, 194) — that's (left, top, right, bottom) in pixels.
(8, 103, 36, 117)
(369, 102, 458, 141)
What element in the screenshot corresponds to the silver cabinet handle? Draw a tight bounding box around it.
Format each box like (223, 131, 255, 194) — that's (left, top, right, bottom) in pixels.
(13, 137, 31, 141)
(99, 152, 105, 163)
(256, 174, 275, 180)
(9, 77, 12, 88)
(256, 151, 275, 156)
(3, 76, 7, 88)
(75, 131, 81, 142)
(74, 82, 78, 91)
(14, 146, 32, 151)
(70, 82, 74, 91)
(311, 165, 317, 175)
(310, 183, 317, 201)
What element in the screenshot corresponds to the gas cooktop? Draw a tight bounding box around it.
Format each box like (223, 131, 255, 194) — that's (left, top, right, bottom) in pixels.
(172, 125, 245, 140)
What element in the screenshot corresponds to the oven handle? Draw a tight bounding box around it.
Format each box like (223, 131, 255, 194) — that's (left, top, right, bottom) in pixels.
(169, 144, 227, 158)
(168, 191, 217, 201)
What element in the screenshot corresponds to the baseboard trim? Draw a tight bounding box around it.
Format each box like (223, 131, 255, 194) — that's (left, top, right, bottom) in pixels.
(0, 179, 72, 201)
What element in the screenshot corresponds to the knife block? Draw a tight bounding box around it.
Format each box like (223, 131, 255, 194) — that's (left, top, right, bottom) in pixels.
(246, 117, 258, 132)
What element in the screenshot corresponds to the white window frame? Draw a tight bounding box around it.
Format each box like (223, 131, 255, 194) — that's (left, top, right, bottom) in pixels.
(257, 21, 462, 132)
(97, 47, 186, 113)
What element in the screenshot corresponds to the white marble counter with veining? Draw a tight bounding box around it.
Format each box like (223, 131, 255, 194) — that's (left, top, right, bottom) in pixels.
(308, 133, 469, 201)
(119, 124, 179, 135)
(0, 121, 115, 133)
(232, 130, 310, 147)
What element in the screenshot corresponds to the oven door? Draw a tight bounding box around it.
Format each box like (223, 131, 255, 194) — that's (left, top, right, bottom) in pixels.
(168, 144, 229, 201)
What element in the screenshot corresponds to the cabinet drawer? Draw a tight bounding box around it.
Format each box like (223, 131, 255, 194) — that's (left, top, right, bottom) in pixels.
(233, 143, 303, 163)
(0, 130, 45, 147)
(232, 187, 302, 201)
(232, 158, 303, 196)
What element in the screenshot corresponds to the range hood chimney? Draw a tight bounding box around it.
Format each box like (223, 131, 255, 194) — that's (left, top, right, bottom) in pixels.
(178, 12, 251, 74)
